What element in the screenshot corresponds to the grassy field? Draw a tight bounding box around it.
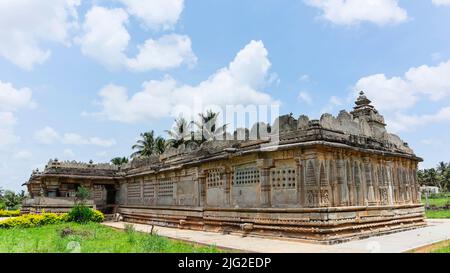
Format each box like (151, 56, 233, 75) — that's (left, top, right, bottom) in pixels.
(422, 194, 450, 220)
(425, 210, 450, 219)
(0, 222, 222, 253)
(421, 195, 450, 207)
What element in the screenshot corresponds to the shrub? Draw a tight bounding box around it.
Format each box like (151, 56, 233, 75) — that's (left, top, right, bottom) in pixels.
(91, 209, 105, 223)
(0, 213, 66, 229)
(0, 209, 20, 217)
(67, 205, 104, 223)
(0, 202, 5, 210)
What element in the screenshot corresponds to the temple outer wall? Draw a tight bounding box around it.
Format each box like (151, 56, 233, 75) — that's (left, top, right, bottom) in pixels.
(115, 144, 424, 243)
(118, 146, 421, 210)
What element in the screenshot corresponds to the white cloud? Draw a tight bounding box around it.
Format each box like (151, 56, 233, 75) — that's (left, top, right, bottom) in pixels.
(62, 133, 117, 147)
(77, 6, 130, 69)
(298, 91, 313, 105)
(0, 81, 35, 149)
(432, 0, 450, 6)
(13, 150, 32, 160)
(387, 107, 450, 132)
(63, 149, 75, 157)
(88, 40, 278, 123)
(77, 6, 195, 71)
(304, 0, 408, 26)
(354, 74, 416, 112)
(320, 95, 344, 114)
(0, 0, 80, 70)
(299, 74, 310, 82)
(127, 34, 197, 71)
(34, 127, 116, 147)
(0, 81, 35, 112)
(34, 126, 60, 144)
(354, 60, 450, 112)
(0, 112, 19, 149)
(118, 0, 184, 30)
(351, 59, 450, 132)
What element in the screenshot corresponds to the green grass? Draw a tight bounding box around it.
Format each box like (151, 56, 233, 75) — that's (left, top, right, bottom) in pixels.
(421, 196, 450, 207)
(0, 222, 223, 253)
(425, 210, 450, 219)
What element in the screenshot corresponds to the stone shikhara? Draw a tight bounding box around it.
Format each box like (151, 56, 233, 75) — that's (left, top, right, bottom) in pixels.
(23, 92, 425, 244)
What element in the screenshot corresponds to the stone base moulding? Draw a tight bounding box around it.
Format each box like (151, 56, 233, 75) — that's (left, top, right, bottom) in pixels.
(118, 204, 426, 244)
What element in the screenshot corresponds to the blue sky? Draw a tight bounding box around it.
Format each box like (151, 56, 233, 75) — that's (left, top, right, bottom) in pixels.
(1, 0, 450, 191)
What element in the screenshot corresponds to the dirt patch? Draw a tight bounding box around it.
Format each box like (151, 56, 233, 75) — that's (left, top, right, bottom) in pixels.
(59, 227, 93, 238)
(408, 239, 450, 253)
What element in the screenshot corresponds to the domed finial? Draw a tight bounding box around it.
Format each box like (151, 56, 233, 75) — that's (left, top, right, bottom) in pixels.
(355, 90, 371, 106)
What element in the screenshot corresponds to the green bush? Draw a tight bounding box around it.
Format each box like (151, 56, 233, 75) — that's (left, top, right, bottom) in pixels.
(0, 209, 20, 217)
(67, 205, 104, 223)
(0, 213, 67, 228)
(0, 202, 5, 210)
(91, 209, 105, 223)
(0, 208, 103, 229)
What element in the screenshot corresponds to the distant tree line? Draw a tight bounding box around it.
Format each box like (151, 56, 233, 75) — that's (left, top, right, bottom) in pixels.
(418, 162, 450, 193)
(0, 187, 27, 210)
(111, 110, 225, 165)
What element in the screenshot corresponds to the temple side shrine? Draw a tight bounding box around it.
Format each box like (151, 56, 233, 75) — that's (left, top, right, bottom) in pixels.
(23, 92, 425, 243)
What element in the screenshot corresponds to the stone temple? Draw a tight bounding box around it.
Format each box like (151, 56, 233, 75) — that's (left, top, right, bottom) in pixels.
(23, 92, 425, 243)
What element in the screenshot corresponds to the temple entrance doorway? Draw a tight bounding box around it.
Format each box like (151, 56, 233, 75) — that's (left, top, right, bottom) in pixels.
(103, 184, 117, 214)
(106, 185, 116, 205)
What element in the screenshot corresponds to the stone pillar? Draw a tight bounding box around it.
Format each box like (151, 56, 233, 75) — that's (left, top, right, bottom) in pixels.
(222, 167, 231, 207)
(318, 159, 331, 207)
(363, 157, 376, 206)
(154, 177, 160, 206)
(337, 156, 349, 206)
(295, 158, 305, 207)
(346, 157, 355, 206)
(330, 160, 339, 207)
(386, 161, 394, 206)
(198, 172, 207, 207)
(257, 158, 273, 208)
(140, 177, 144, 205)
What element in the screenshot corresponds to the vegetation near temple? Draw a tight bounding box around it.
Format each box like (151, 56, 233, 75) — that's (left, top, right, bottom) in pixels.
(0, 223, 221, 253)
(110, 157, 129, 166)
(418, 161, 450, 192)
(128, 110, 223, 159)
(0, 188, 27, 210)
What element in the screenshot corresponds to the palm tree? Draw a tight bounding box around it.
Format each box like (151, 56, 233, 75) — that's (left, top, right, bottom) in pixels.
(165, 117, 192, 148)
(195, 110, 227, 143)
(131, 131, 166, 158)
(131, 131, 157, 158)
(111, 157, 129, 166)
(154, 136, 166, 155)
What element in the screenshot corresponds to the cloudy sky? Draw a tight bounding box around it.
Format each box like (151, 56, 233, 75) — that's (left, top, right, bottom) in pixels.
(1, 0, 450, 191)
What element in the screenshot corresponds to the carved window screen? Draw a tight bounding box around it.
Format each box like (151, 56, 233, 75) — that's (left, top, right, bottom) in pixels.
(207, 168, 224, 188)
(143, 177, 156, 198)
(127, 182, 141, 199)
(271, 167, 296, 189)
(233, 165, 260, 186)
(158, 179, 174, 198)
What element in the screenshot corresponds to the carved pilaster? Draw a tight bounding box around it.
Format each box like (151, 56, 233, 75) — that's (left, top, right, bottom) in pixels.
(295, 158, 305, 207)
(363, 157, 376, 206)
(257, 158, 273, 207)
(198, 172, 207, 207)
(224, 167, 232, 207)
(336, 156, 349, 206)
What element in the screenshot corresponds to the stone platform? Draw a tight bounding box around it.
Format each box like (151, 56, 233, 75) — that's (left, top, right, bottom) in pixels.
(103, 219, 450, 253)
(119, 204, 425, 244)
